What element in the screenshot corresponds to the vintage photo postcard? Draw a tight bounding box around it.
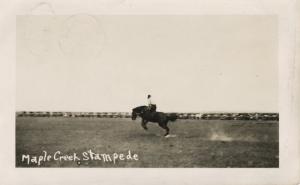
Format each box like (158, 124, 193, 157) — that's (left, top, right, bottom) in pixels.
(16, 15, 279, 168)
(1, 0, 300, 184)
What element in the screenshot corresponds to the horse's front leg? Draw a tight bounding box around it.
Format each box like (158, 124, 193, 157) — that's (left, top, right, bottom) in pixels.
(141, 119, 148, 130)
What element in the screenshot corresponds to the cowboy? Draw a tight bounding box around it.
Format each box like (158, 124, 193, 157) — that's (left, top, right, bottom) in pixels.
(147, 94, 157, 112)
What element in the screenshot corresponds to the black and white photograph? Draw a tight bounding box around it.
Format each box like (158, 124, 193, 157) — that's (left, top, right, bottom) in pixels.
(16, 15, 279, 168)
(0, 0, 300, 184)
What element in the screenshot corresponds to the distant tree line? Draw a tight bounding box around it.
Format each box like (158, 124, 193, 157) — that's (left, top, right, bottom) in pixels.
(16, 111, 279, 121)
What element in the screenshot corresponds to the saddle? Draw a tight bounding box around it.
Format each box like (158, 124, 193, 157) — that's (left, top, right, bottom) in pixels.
(148, 104, 157, 112)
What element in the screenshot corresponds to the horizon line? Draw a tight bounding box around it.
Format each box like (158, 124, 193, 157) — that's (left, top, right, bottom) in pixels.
(15, 110, 279, 113)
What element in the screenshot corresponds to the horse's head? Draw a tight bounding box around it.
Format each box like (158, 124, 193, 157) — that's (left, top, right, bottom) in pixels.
(131, 106, 148, 120)
(131, 111, 137, 120)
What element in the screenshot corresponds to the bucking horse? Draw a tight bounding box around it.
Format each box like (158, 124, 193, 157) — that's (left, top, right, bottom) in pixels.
(131, 106, 178, 136)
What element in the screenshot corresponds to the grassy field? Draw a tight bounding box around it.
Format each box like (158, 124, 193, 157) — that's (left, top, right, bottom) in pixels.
(16, 117, 278, 168)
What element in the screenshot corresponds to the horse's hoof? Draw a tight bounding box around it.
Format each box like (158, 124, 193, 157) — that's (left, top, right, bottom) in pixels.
(165, 134, 176, 138)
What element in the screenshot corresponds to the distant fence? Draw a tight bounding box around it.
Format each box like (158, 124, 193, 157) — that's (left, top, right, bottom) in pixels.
(16, 111, 279, 121)
(16, 111, 132, 118)
(177, 113, 279, 121)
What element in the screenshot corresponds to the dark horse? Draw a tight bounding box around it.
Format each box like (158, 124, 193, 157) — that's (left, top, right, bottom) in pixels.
(131, 106, 178, 136)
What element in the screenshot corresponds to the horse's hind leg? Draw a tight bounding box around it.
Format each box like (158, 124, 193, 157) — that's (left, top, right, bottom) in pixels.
(158, 122, 169, 136)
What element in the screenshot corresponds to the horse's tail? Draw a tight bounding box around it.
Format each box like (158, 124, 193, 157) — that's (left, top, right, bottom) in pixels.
(167, 113, 178, 122)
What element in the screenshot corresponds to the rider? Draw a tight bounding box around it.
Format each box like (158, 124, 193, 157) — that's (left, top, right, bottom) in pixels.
(147, 94, 157, 112)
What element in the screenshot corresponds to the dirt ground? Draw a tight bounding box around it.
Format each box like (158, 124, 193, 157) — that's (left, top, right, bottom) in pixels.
(16, 117, 278, 167)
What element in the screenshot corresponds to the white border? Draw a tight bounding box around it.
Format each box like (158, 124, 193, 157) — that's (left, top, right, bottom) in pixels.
(0, 0, 299, 184)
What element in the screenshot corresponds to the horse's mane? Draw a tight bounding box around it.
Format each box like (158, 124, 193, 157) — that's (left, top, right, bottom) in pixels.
(132, 105, 147, 112)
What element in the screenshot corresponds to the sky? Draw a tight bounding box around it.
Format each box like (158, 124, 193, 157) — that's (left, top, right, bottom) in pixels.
(16, 15, 278, 112)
